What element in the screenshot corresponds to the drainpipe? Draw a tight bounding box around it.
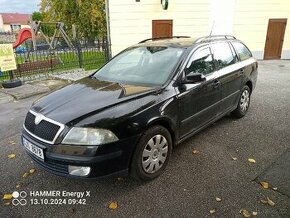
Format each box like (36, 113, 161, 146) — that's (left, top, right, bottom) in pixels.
(105, 0, 112, 59)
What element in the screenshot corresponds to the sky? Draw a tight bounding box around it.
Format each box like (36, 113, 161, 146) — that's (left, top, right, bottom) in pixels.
(0, 0, 40, 14)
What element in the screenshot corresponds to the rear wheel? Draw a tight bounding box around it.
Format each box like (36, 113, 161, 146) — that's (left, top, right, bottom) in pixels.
(231, 85, 251, 118)
(131, 125, 172, 181)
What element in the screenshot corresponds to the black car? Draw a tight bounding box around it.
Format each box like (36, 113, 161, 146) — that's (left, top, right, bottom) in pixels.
(22, 35, 258, 181)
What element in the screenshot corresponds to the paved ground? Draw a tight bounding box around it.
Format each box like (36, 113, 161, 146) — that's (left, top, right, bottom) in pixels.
(0, 60, 289, 217)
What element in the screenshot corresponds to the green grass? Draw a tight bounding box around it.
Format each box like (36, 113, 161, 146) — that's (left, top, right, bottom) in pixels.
(1, 50, 106, 81)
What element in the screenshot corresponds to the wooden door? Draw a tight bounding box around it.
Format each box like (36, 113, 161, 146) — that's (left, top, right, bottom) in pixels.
(264, 19, 287, 59)
(152, 20, 173, 38)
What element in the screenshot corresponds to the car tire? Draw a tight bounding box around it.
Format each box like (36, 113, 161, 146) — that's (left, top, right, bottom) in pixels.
(2, 79, 22, 89)
(131, 125, 172, 181)
(231, 85, 251, 118)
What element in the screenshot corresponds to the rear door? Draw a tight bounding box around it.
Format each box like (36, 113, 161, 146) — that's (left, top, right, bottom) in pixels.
(177, 45, 222, 138)
(211, 41, 242, 112)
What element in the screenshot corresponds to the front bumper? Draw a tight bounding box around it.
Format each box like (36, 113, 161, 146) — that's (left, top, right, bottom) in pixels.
(21, 130, 141, 179)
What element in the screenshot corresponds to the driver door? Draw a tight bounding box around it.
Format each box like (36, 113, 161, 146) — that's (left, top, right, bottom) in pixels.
(177, 45, 222, 138)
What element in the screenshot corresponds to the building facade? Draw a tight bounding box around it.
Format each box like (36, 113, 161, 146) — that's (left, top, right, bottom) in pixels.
(0, 13, 31, 33)
(108, 0, 290, 59)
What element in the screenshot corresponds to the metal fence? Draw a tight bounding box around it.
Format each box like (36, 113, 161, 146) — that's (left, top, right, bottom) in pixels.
(0, 40, 109, 81)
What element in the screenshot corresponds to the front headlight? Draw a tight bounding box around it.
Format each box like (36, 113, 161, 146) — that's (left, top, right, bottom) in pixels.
(62, 127, 118, 145)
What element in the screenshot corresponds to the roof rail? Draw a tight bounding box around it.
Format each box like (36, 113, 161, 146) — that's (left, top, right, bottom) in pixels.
(194, 35, 236, 43)
(138, 36, 190, 44)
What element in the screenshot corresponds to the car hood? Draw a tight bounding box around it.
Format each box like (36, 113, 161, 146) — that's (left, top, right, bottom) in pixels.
(31, 77, 157, 124)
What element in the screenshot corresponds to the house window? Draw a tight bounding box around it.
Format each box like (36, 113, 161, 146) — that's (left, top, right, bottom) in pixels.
(10, 24, 21, 32)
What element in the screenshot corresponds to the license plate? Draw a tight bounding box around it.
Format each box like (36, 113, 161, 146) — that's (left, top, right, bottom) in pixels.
(23, 138, 44, 160)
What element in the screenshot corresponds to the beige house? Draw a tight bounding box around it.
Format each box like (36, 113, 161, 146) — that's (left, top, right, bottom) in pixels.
(0, 13, 31, 33)
(107, 0, 290, 59)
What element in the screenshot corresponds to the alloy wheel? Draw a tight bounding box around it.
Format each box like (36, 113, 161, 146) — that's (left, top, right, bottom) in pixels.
(240, 89, 250, 112)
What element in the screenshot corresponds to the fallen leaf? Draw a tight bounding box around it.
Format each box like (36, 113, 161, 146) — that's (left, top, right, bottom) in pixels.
(252, 211, 258, 216)
(260, 181, 269, 189)
(3, 194, 13, 200)
(22, 172, 29, 178)
(117, 177, 124, 181)
(248, 158, 256, 163)
(108, 201, 118, 210)
(232, 157, 237, 161)
(260, 199, 268, 204)
(9, 141, 16, 145)
(3, 202, 11, 206)
(29, 169, 36, 174)
(7, 154, 16, 159)
(68, 207, 75, 213)
(215, 197, 222, 202)
(267, 197, 275, 206)
(192, 149, 200, 155)
(272, 187, 278, 191)
(209, 208, 217, 214)
(240, 209, 251, 217)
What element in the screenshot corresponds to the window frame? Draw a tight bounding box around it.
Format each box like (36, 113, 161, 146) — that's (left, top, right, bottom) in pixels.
(230, 40, 253, 62)
(210, 41, 238, 70)
(184, 44, 216, 77)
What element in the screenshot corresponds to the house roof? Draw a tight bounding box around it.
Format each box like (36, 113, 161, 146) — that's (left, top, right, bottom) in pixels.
(0, 13, 31, 25)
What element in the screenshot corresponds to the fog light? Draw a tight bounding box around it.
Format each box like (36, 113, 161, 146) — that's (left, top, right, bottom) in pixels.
(68, 166, 91, 177)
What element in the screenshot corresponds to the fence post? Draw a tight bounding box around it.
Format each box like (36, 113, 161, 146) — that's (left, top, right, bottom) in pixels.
(103, 38, 110, 61)
(75, 40, 83, 69)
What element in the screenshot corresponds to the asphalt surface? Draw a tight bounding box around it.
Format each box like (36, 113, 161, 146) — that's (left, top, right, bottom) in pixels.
(1, 60, 290, 217)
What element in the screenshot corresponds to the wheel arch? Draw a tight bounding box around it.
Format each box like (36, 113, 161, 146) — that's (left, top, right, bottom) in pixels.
(146, 117, 177, 146)
(245, 80, 253, 94)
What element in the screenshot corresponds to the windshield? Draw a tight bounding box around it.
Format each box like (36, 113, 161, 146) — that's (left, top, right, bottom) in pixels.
(94, 46, 184, 86)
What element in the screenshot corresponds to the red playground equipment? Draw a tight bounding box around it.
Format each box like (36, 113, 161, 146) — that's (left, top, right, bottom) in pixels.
(13, 28, 32, 49)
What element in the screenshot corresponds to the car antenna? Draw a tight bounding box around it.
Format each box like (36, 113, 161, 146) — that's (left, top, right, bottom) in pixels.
(209, 21, 215, 38)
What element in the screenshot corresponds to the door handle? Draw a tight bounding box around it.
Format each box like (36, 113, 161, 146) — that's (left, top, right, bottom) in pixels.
(213, 80, 221, 88)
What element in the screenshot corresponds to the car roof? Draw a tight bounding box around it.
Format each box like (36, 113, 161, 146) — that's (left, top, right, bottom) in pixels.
(137, 38, 197, 48)
(135, 35, 237, 49)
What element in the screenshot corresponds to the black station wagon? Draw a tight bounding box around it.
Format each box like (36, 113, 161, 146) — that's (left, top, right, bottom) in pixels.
(22, 35, 258, 180)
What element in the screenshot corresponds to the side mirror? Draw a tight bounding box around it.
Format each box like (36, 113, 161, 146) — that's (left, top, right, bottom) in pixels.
(184, 72, 206, 83)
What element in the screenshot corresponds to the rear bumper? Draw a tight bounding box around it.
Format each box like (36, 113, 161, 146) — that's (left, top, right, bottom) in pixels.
(21, 131, 141, 179)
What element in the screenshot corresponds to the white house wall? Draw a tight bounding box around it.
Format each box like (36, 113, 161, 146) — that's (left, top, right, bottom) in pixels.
(0, 15, 3, 31)
(109, 0, 290, 59)
(233, 0, 290, 59)
(109, 0, 211, 56)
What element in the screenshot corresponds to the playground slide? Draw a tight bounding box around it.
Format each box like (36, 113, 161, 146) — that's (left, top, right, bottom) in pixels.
(13, 28, 32, 49)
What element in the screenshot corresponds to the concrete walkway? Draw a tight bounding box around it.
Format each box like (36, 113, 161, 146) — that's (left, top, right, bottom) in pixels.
(0, 69, 96, 103)
(0, 79, 69, 103)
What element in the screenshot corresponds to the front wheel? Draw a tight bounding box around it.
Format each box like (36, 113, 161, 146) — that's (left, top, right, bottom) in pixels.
(130, 125, 172, 181)
(231, 85, 251, 118)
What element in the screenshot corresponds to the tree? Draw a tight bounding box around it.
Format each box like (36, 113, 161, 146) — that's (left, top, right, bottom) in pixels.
(39, 0, 106, 41)
(32, 12, 43, 21)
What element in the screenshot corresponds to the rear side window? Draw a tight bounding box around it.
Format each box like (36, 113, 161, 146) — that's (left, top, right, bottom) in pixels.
(211, 42, 236, 69)
(232, 41, 252, 61)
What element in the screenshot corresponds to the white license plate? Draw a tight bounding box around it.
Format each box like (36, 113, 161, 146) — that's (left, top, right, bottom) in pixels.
(23, 138, 44, 160)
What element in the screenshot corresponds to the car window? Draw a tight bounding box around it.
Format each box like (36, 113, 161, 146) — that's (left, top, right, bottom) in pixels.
(185, 46, 215, 76)
(211, 42, 237, 69)
(231, 41, 252, 61)
(94, 46, 184, 86)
